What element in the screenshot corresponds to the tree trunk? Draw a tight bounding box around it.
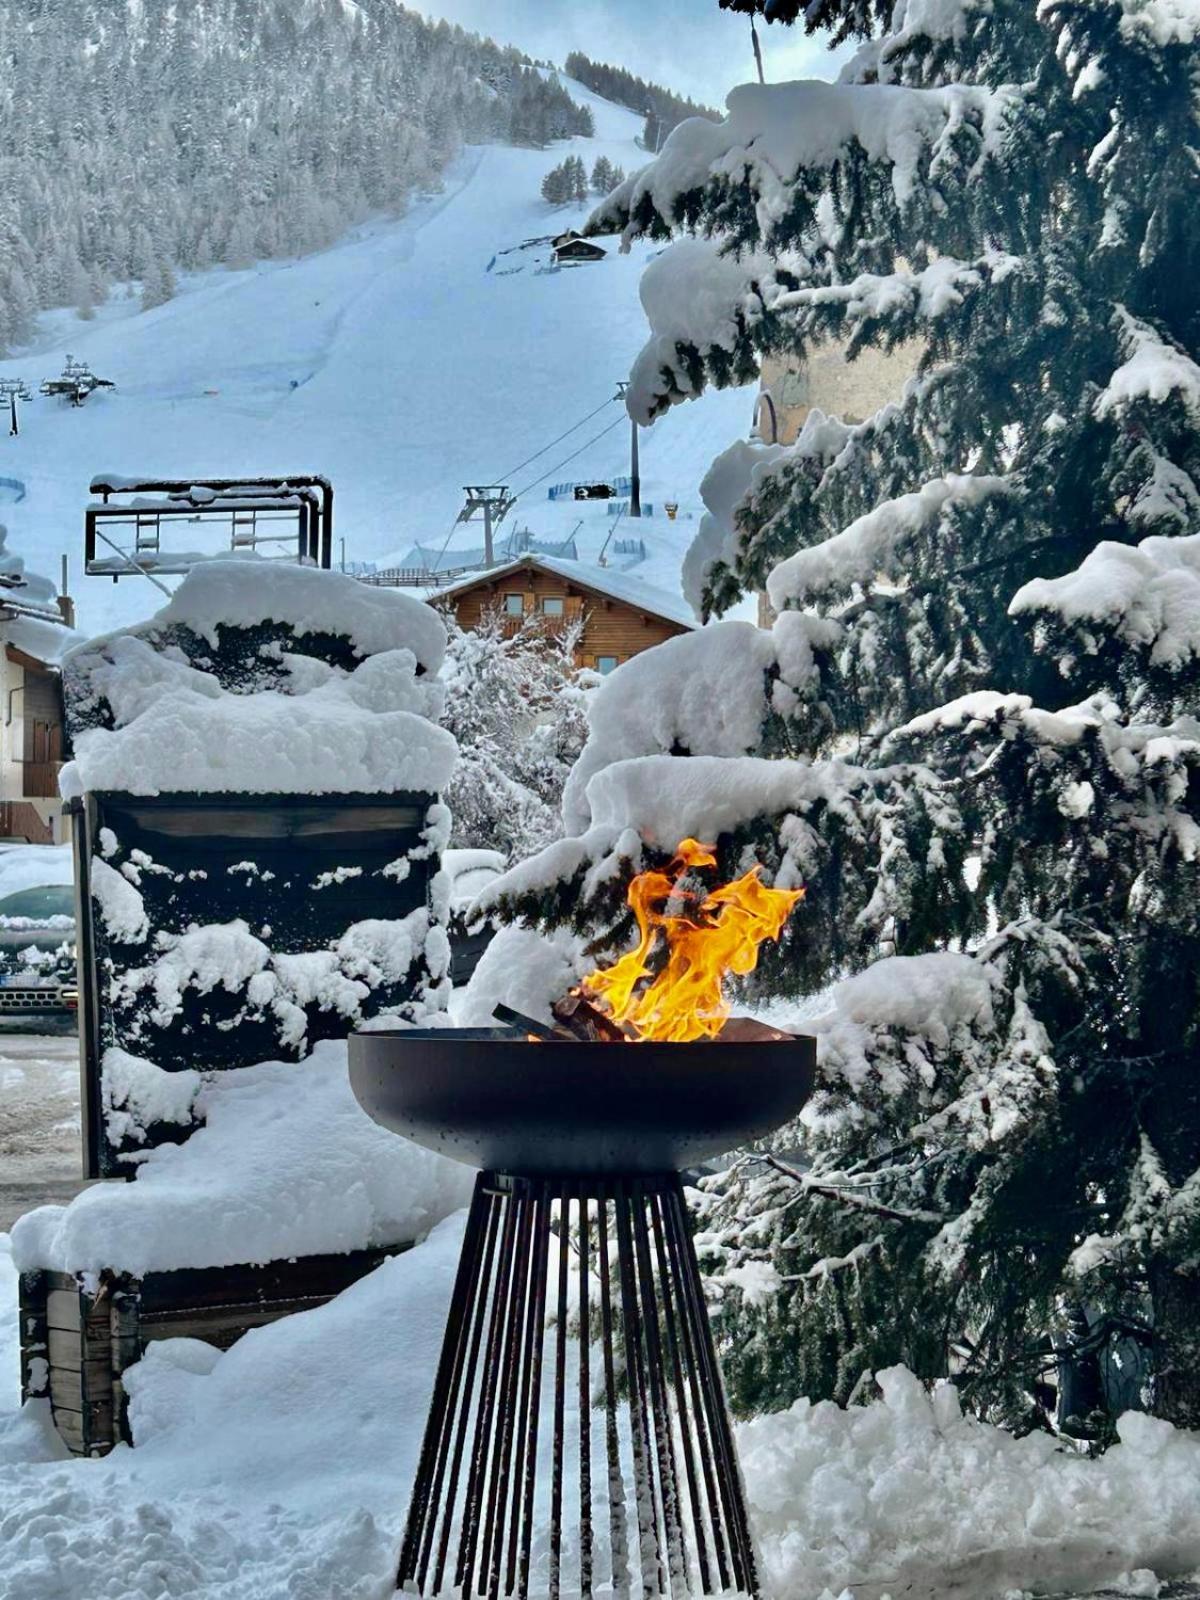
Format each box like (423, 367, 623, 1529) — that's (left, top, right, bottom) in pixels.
(1149, 1261, 1200, 1430)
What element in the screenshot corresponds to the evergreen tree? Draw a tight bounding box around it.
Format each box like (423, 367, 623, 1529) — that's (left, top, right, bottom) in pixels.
(541, 160, 572, 205)
(571, 156, 590, 203)
(491, 0, 1200, 1432)
(441, 612, 590, 863)
(590, 156, 625, 196)
(0, 0, 597, 319)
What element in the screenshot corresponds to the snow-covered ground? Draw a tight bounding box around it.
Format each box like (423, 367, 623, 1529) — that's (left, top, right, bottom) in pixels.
(0, 80, 754, 639)
(3, 1184, 1200, 1600)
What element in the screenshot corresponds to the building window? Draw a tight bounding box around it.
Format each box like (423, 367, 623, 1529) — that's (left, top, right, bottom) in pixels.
(502, 593, 524, 616)
(596, 655, 619, 675)
(540, 596, 565, 617)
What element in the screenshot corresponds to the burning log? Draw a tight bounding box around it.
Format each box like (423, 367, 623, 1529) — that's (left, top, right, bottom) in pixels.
(490, 1003, 569, 1041)
(550, 990, 632, 1042)
(494, 842, 805, 1047)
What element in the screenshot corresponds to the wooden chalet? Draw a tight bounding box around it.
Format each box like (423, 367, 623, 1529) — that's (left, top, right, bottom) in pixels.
(434, 555, 696, 674)
(552, 231, 607, 265)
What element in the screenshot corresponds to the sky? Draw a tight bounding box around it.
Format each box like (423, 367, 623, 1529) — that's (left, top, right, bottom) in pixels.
(411, 2, 842, 107)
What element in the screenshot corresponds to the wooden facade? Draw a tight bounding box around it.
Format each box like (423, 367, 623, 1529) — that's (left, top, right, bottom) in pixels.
(436, 558, 693, 674)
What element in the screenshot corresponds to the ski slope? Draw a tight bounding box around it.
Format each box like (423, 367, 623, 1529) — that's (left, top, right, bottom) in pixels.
(0, 82, 754, 637)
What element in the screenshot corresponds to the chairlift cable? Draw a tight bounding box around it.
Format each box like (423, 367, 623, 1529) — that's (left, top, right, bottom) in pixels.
(510, 413, 626, 502)
(493, 394, 618, 484)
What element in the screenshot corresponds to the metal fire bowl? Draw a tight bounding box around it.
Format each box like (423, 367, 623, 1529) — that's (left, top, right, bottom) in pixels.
(348, 1028, 817, 1175)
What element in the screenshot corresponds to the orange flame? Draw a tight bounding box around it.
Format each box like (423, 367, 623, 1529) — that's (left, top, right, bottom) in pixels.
(580, 839, 804, 1042)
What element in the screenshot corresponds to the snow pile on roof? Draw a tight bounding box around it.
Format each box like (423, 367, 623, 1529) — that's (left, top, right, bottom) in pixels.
(562, 621, 778, 832)
(4, 613, 79, 667)
(438, 555, 698, 633)
(1011, 532, 1200, 669)
(595, 78, 1019, 236)
(740, 1363, 1200, 1598)
(0, 523, 59, 611)
(11, 1039, 472, 1277)
(60, 561, 457, 798)
(148, 559, 446, 670)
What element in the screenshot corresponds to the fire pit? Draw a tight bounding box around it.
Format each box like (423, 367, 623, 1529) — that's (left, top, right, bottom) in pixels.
(348, 841, 815, 1598)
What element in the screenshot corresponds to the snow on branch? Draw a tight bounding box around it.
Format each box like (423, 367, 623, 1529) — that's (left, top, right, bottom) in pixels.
(1011, 532, 1200, 673)
(592, 78, 1020, 245)
(560, 621, 781, 834)
(683, 438, 792, 615)
(767, 472, 1013, 610)
(626, 236, 799, 423)
(1096, 308, 1200, 421)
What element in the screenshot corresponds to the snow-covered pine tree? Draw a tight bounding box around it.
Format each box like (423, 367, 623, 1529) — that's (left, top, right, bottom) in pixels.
(541, 160, 572, 205)
(441, 611, 591, 863)
(485, 0, 1200, 1430)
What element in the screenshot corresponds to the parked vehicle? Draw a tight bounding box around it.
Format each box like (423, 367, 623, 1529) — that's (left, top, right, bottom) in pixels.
(0, 844, 76, 1020)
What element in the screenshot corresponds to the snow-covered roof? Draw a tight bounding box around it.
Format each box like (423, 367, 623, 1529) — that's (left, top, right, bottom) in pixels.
(435, 554, 698, 630)
(1, 610, 80, 668)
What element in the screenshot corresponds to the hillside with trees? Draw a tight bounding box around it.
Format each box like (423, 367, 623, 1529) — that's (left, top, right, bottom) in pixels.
(0, 0, 593, 351)
(563, 50, 720, 150)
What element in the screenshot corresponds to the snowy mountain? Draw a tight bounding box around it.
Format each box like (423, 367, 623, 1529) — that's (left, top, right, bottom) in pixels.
(0, 77, 754, 637)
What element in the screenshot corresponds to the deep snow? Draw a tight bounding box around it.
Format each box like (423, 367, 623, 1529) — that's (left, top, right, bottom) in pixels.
(4, 1206, 1200, 1600)
(0, 81, 755, 639)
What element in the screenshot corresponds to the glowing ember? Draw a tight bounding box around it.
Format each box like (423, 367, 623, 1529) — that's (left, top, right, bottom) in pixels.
(579, 839, 804, 1043)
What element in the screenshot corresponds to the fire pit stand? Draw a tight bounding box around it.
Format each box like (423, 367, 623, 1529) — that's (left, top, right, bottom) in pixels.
(349, 1028, 817, 1599)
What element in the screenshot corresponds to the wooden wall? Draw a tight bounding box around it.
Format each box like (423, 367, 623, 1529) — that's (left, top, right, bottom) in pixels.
(443, 566, 689, 673)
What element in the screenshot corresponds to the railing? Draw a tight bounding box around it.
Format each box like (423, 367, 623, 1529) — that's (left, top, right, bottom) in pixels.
(360, 565, 479, 589)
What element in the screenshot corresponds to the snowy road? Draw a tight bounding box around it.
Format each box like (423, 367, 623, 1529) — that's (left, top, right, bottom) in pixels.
(0, 1029, 86, 1232)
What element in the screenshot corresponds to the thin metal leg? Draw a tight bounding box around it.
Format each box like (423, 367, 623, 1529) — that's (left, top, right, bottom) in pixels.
(549, 1183, 571, 1600)
(579, 1190, 593, 1600)
(430, 1186, 503, 1594)
(396, 1171, 759, 1598)
(518, 1182, 552, 1600)
(665, 1180, 759, 1597)
(485, 1179, 536, 1600)
(631, 1180, 687, 1595)
(399, 1175, 491, 1591)
(650, 1188, 713, 1594)
(614, 1183, 664, 1597)
(597, 1184, 630, 1600)
(460, 1181, 522, 1593)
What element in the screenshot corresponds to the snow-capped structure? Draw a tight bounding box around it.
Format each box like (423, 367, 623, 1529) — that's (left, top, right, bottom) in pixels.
(60, 560, 458, 1173)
